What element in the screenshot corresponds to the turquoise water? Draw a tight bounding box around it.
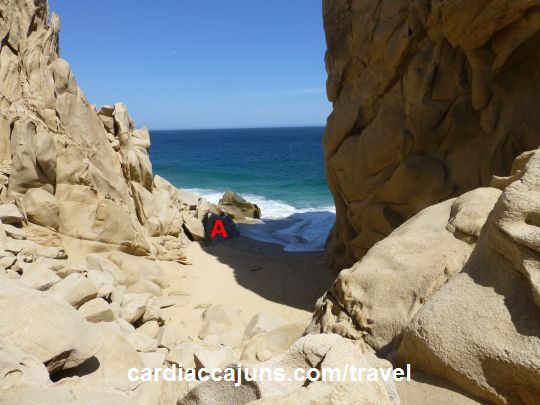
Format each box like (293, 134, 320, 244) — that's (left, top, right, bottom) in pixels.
(150, 127, 335, 251)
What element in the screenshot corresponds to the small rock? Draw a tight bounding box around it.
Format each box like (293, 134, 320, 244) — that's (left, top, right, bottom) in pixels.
(126, 279, 162, 296)
(3, 224, 26, 240)
(98, 104, 114, 117)
(0, 337, 51, 389)
(142, 303, 162, 323)
(152, 295, 188, 309)
(115, 318, 136, 334)
(120, 293, 150, 324)
(78, 298, 115, 322)
(198, 319, 229, 339)
(218, 327, 245, 349)
(200, 334, 220, 348)
(0, 250, 15, 259)
(87, 269, 115, 298)
(86, 254, 125, 285)
(16, 254, 33, 264)
(54, 261, 86, 278)
(0, 256, 16, 270)
(194, 346, 236, 370)
(137, 321, 160, 338)
(256, 349, 272, 362)
(5, 269, 19, 279)
(182, 215, 205, 241)
(166, 342, 202, 368)
(19, 262, 60, 290)
(6, 239, 66, 259)
(111, 285, 126, 305)
(139, 352, 166, 369)
(0, 203, 23, 225)
(241, 322, 306, 362)
(244, 312, 288, 339)
(35, 258, 68, 272)
(126, 332, 158, 353)
(21, 189, 59, 230)
(157, 324, 179, 350)
(49, 273, 98, 307)
(156, 347, 169, 355)
(203, 304, 241, 326)
(4, 243, 22, 255)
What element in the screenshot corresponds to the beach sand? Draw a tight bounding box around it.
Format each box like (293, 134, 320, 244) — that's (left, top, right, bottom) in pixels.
(158, 236, 335, 339)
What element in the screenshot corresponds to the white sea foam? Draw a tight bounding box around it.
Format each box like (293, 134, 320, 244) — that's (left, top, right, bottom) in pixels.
(184, 188, 335, 252)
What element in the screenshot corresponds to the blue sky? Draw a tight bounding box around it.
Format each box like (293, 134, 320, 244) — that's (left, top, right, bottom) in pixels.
(48, 1, 330, 130)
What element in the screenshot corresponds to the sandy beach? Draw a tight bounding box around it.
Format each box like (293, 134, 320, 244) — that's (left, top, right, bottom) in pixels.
(158, 236, 335, 341)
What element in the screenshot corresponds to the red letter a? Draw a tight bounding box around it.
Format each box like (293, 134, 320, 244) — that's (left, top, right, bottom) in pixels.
(210, 219, 228, 238)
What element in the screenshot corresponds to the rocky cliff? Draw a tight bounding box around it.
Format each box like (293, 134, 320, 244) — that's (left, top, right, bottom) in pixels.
(0, 0, 217, 262)
(323, 0, 540, 271)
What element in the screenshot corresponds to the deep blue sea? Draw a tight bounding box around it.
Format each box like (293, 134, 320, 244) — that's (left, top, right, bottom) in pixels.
(150, 127, 335, 251)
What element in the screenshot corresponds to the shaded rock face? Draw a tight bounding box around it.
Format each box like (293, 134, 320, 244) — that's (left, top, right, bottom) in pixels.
(204, 214, 240, 244)
(323, 0, 540, 271)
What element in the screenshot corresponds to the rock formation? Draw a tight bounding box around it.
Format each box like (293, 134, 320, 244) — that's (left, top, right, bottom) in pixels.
(2, 0, 540, 404)
(0, 1, 259, 402)
(217, 191, 261, 220)
(315, 2, 540, 400)
(0, 2, 335, 404)
(180, 334, 399, 405)
(0, 0, 205, 260)
(310, 149, 540, 403)
(323, 0, 540, 271)
(397, 149, 540, 404)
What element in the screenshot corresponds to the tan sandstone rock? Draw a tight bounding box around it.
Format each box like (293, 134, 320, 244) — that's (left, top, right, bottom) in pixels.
(397, 150, 540, 404)
(0, 337, 50, 389)
(0, 279, 102, 373)
(21, 188, 59, 230)
(308, 189, 499, 353)
(323, 0, 540, 271)
(78, 297, 116, 323)
(181, 334, 397, 404)
(49, 273, 98, 308)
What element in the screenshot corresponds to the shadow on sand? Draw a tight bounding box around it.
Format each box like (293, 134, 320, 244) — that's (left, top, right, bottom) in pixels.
(199, 234, 336, 313)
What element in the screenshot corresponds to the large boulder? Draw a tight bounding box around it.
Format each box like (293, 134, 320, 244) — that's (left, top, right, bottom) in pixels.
(218, 191, 261, 220)
(0, 337, 50, 389)
(21, 188, 59, 230)
(323, 0, 540, 271)
(55, 322, 143, 394)
(397, 150, 540, 404)
(0, 279, 102, 373)
(180, 334, 398, 404)
(308, 187, 500, 353)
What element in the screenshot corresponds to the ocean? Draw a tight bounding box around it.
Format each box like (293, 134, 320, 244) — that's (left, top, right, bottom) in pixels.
(150, 127, 335, 252)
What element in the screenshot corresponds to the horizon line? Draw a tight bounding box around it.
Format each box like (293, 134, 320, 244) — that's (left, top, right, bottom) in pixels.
(147, 124, 327, 132)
